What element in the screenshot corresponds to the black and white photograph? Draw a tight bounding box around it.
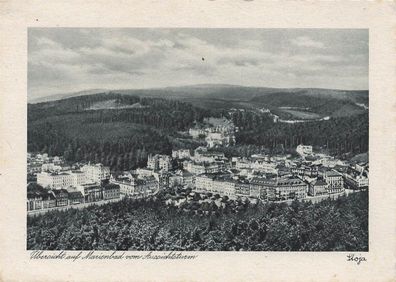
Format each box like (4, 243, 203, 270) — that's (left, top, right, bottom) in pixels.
(27, 28, 369, 252)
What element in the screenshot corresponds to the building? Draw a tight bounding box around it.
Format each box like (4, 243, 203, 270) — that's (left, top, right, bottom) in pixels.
(71, 171, 87, 186)
(169, 174, 183, 187)
(296, 144, 313, 157)
(67, 191, 85, 205)
(250, 177, 307, 201)
(308, 179, 328, 196)
(81, 163, 110, 184)
(189, 127, 206, 139)
(184, 161, 224, 175)
(169, 170, 195, 188)
(234, 157, 278, 174)
(251, 159, 278, 174)
(195, 174, 215, 193)
(110, 174, 158, 197)
(250, 177, 277, 200)
(41, 163, 61, 172)
(52, 189, 69, 207)
(193, 150, 226, 163)
(324, 170, 344, 193)
(37, 170, 88, 189)
(195, 174, 236, 197)
(189, 117, 236, 148)
(148, 171, 170, 189)
(172, 149, 191, 159)
(27, 191, 43, 211)
(206, 132, 234, 148)
(76, 183, 103, 202)
(37, 171, 75, 189)
(343, 164, 369, 190)
(215, 179, 236, 197)
(344, 174, 369, 189)
(184, 161, 204, 175)
(203, 117, 236, 134)
(147, 154, 172, 172)
(145, 157, 157, 172)
(27, 163, 42, 175)
(159, 155, 172, 171)
(274, 177, 307, 201)
(102, 183, 121, 200)
(42, 191, 57, 209)
(291, 164, 318, 178)
(235, 158, 252, 170)
(135, 168, 155, 177)
(235, 180, 251, 197)
(135, 168, 170, 189)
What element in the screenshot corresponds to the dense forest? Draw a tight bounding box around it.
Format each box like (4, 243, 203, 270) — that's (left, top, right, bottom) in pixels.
(28, 94, 219, 171)
(28, 93, 217, 130)
(28, 93, 368, 171)
(27, 190, 368, 251)
(251, 91, 367, 117)
(232, 111, 368, 156)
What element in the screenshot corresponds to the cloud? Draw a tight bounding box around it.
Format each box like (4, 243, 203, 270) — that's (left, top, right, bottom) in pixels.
(28, 29, 368, 99)
(290, 36, 325, 49)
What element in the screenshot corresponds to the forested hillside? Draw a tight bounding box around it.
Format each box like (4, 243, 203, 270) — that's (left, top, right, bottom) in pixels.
(28, 91, 368, 171)
(251, 92, 366, 118)
(27, 190, 368, 251)
(28, 94, 218, 171)
(233, 111, 368, 156)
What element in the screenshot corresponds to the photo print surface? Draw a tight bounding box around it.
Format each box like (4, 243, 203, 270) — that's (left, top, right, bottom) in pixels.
(27, 28, 369, 251)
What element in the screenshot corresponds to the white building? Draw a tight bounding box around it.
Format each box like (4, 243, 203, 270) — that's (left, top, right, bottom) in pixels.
(147, 154, 172, 171)
(159, 156, 172, 171)
(324, 170, 344, 193)
(135, 168, 155, 177)
(195, 175, 214, 193)
(251, 160, 278, 174)
(195, 174, 236, 197)
(296, 144, 313, 157)
(41, 163, 62, 172)
(37, 170, 87, 189)
(192, 150, 225, 163)
(184, 161, 206, 175)
(81, 163, 110, 184)
(72, 171, 86, 186)
(234, 157, 277, 174)
(37, 171, 74, 189)
(110, 174, 159, 197)
(234, 158, 251, 170)
(344, 174, 369, 189)
(172, 149, 191, 159)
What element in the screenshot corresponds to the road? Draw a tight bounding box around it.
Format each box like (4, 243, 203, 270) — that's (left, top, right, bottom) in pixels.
(27, 197, 124, 217)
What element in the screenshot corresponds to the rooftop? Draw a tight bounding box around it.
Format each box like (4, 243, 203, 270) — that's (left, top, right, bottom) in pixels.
(68, 191, 84, 199)
(326, 170, 342, 177)
(314, 180, 328, 186)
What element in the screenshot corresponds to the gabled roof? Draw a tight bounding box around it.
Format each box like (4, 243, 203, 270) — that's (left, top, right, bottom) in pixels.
(52, 189, 69, 196)
(314, 180, 327, 186)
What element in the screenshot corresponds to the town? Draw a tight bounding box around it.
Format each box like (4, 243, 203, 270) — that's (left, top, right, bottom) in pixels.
(27, 117, 369, 215)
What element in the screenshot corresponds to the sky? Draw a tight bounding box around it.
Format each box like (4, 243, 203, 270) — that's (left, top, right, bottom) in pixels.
(28, 28, 368, 100)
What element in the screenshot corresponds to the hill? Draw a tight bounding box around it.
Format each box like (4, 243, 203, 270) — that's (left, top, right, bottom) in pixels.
(29, 85, 368, 121)
(29, 84, 368, 106)
(28, 93, 219, 171)
(29, 89, 109, 104)
(28, 91, 368, 171)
